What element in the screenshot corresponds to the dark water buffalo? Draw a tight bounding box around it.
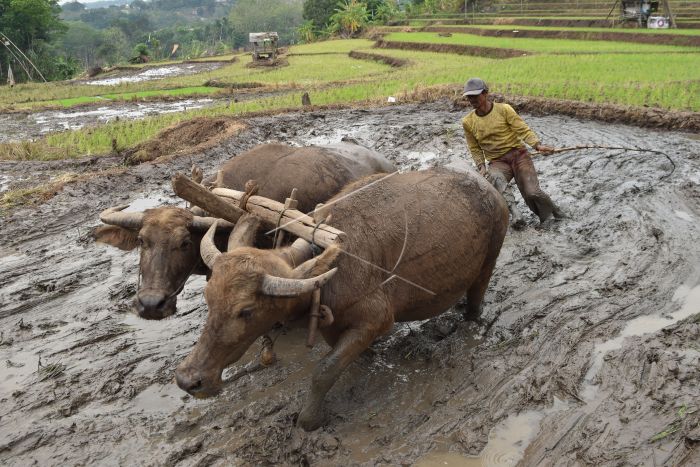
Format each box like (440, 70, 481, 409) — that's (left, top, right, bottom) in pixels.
(94, 142, 396, 320)
(175, 169, 509, 430)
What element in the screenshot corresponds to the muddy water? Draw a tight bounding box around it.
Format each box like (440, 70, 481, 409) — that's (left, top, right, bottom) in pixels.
(1, 99, 219, 144)
(84, 62, 227, 86)
(1, 101, 700, 466)
(0, 90, 291, 144)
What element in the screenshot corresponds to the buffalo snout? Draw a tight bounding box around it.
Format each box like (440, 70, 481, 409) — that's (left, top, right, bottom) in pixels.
(133, 290, 176, 320)
(175, 363, 221, 398)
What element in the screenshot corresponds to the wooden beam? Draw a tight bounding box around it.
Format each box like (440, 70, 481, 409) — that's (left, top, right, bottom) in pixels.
(172, 173, 245, 223)
(212, 187, 345, 248)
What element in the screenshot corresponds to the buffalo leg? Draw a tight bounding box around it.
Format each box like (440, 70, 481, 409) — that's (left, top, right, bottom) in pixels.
(298, 327, 377, 431)
(464, 249, 500, 321)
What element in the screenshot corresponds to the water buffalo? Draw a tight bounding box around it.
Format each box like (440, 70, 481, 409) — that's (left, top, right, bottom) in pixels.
(175, 169, 509, 430)
(94, 142, 396, 320)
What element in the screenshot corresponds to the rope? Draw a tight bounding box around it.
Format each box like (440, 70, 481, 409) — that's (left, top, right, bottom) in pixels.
(272, 207, 289, 247)
(311, 217, 326, 257)
(530, 144, 676, 180)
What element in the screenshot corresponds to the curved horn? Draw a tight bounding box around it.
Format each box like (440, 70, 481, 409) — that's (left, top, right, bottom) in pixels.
(228, 214, 260, 251)
(190, 215, 236, 232)
(100, 205, 144, 230)
(200, 221, 223, 269)
(260, 268, 338, 297)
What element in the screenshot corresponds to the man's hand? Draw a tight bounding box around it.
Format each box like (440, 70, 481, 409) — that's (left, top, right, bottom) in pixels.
(477, 163, 489, 177)
(534, 143, 556, 155)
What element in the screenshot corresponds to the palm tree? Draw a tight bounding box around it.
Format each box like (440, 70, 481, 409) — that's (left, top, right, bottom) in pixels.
(330, 0, 369, 37)
(297, 20, 316, 43)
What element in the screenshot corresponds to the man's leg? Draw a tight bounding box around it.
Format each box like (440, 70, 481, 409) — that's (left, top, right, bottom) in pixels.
(488, 159, 525, 228)
(512, 151, 563, 222)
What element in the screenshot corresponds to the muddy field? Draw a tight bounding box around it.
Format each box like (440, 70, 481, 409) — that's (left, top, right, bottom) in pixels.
(1, 101, 699, 466)
(82, 62, 229, 86)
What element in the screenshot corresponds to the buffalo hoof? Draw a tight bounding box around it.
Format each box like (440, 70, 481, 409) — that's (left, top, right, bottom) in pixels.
(297, 407, 324, 431)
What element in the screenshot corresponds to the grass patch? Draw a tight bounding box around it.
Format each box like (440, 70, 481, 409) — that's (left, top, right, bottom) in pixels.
(384, 32, 700, 53)
(0, 53, 389, 110)
(0, 173, 79, 213)
(17, 86, 223, 109)
(448, 24, 700, 36)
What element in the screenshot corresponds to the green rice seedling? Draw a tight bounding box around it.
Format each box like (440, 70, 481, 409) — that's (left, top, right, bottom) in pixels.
(383, 32, 700, 53)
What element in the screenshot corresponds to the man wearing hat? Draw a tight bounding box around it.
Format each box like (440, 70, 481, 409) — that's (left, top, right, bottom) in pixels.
(461, 77, 564, 226)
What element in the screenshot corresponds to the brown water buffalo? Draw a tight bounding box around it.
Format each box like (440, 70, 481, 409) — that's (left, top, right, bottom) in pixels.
(175, 169, 509, 430)
(94, 142, 396, 320)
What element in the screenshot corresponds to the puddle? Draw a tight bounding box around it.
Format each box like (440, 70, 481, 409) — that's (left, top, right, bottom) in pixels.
(123, 195, 176, 212)
(581, 283, 700, 402)
(417, 398, 568, 467)
(0, 174, 11, 193)
(131, 382, 185, 414)
(37, 99, 215, 134)
(85, 62, 225, 86)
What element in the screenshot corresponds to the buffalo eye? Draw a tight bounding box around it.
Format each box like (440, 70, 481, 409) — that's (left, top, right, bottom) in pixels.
(238, 307, 253, 319)
(179, 238, 192, 250)
(137, 236, 145, 248)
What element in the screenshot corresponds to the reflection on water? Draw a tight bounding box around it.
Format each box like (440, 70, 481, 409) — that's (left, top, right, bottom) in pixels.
(417, 398, 567, 467)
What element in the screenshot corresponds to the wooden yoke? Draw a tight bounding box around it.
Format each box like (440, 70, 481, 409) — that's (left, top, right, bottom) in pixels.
(274, 188, 298, 248)
(211, 186, 345, 248)
(306, 203, 335, 348)
(172, 173, 245, 222)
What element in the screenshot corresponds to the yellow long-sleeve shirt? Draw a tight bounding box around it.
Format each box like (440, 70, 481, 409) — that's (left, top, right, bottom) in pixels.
(462, 102, 540, 166)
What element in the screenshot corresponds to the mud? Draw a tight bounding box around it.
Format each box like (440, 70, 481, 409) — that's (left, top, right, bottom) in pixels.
(1, 101, 700, 466)
(80, 61, 228, 86)
(0, 91, 290, 144)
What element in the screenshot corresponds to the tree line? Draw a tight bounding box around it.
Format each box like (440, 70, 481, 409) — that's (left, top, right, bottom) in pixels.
(0, 0, 455, 84)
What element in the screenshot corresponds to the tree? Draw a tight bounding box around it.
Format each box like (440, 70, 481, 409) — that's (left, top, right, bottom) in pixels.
(330, 0, 368, 37)
(0, 0, 68, 82)
(0, 0, 65, 51)
(302, 0, 337, 30)
(61, 1, 85, 13)
(59, 21, 103, 68)
(296, 19, 315, 43)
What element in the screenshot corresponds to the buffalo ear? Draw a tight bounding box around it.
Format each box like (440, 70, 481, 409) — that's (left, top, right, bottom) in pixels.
(93, 225, 139, 251)
(292, 244, 341, 279)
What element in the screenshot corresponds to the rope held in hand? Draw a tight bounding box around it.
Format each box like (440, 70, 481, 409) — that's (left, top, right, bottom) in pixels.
(530, 144, 676, 180)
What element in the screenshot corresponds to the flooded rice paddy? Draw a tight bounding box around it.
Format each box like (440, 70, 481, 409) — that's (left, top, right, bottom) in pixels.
(1, 101, 699, 465)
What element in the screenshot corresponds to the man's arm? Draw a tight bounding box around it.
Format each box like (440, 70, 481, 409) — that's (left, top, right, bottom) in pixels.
(503, 104, 539, 146)
(462, 118, 488, 174)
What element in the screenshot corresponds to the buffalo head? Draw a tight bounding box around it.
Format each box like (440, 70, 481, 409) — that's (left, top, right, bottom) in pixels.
(94, 205, 237, 320)
(175, 219, 339, 398)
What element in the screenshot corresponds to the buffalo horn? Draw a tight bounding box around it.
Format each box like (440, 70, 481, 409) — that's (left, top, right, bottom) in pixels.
(260, 268, 338, 297)
(99, 205, 144, 230)
(200, 221, 223, 269)
(228, 214, 260, 251)
(190, 215, 235, 232)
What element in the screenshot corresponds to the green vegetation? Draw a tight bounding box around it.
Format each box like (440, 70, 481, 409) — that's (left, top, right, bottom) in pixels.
(0, 52, 388, 110)
(19, 86, 220, 109)
(437, 24, 700, 36)
(1, 26, 698, 163)
(384, 32, 700, 53)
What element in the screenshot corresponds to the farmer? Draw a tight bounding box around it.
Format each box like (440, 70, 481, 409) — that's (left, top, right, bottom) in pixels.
(461, 77, 564, 226)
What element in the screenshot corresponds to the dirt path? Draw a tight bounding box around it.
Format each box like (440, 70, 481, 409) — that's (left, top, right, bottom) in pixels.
(1, 102, 699, 466)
